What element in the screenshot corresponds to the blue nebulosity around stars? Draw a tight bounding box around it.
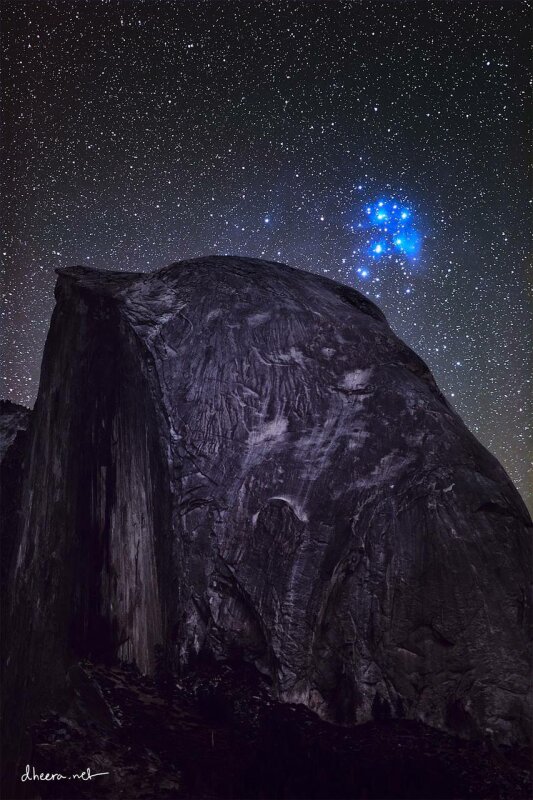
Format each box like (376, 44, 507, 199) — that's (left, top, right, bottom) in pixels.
(351, 198, 423, 294)
(0, 1, 531, 510)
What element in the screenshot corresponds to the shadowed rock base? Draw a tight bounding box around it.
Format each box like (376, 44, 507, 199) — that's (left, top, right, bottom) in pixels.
(24, 661, 532, 800)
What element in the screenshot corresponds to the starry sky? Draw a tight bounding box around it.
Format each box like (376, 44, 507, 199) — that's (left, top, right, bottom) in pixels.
(1, 0, 531, 509)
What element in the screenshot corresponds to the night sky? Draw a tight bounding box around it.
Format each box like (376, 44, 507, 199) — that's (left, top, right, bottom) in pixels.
(1, 1, 531, 509)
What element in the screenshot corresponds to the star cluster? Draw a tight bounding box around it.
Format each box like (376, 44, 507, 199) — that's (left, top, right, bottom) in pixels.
(1, 1, 531, 509)
(351, 198, 423, 291)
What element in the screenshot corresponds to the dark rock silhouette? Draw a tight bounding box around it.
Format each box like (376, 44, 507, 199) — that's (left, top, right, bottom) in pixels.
(2, 256, 531, 792)
(0, 400, 31, 594)
(26, 659, 533, 800)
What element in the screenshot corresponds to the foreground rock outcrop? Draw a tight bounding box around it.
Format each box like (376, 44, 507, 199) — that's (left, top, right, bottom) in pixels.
(27, 660, 533, 800)
(2, 256, 531, 788)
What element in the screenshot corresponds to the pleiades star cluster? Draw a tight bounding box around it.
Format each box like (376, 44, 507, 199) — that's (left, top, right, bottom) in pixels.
(353, 199, 422, 290)
(1, 1, 531, 509)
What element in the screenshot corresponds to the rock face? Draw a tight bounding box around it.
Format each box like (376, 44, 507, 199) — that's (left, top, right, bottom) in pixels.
(3, 256, 532, 763)
(0, 400, 31, 593)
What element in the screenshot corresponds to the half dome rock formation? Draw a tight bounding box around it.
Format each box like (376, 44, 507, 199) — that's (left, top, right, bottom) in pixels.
(3, 256, 532, 763)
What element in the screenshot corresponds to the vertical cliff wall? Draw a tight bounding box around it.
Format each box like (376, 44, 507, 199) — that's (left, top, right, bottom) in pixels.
(0, 401, 31, 597)
(3, 257, 531, 773)
(2, 270, 172, 780)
